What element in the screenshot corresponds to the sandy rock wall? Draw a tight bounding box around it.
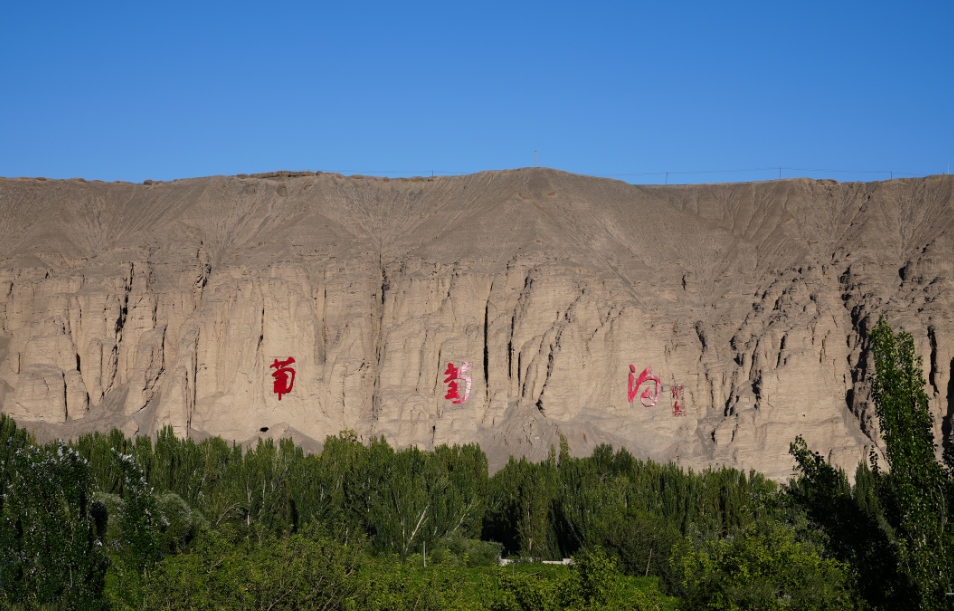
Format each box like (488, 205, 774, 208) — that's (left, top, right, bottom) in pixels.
(1, 170, 953, 478)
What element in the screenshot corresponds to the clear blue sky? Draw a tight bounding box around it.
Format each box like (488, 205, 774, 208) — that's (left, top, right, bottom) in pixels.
(2, 1, 951, 185)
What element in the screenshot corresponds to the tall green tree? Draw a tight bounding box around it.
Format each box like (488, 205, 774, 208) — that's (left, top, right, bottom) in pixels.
(428, 443, 489, 541)
(0, 440, 109, 610)
(485, 449, 560, 559)
(365, 440, 431, 558)
(870, 318, 951, 607)
(114, 452, 164, 577)
(788, 436, 914, 608)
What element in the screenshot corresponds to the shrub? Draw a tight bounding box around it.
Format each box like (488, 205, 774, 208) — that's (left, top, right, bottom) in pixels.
(674, 519, 855, 610)
(155, 492, 207, 554)
(429, 533, 502, 567)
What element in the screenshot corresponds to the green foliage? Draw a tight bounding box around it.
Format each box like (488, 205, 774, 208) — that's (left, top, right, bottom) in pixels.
(155, 492, 207, 554)
(10, 409, 944, 609)
(349, 561, 478, 611)
(780, 318, 954, 610)
(485, 449, 560, 559)
(0, 441, 108, 610)
(870, 317, 951, 607)
(74, 429, 135, 496)
(114, 452, 164, 577)
(485, 437, 778, 584)
(675, 519, 855, 610)
(90, 492, 124, 552)
(489, 549, 663, 611)
(364, 439, 436, 558)
(563, 548, 624, 608)
(490, 570, 563, 611)
(68, 423, 785, 586)
(311, 434, 489, 558)
(0, 413, 33, 474)
(429, 533, 503, 567)
(587, 508, 680, 583)
(788, 436, 914, 608)
(137, 526, 361, 610)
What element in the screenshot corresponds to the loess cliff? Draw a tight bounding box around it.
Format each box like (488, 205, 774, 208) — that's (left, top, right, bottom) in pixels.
(2, 169, 953, 478)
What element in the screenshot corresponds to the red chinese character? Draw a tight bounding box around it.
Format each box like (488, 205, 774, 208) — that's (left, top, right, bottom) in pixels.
(270, 357, 296, 400)
(670, 384, 685, 416)
(445, 379, 460, 401)
(628, 365, 661, 407)
(443, 361, 472, 404)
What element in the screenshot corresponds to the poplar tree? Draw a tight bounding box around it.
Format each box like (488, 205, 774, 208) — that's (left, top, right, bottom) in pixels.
(870, 317, 951, 608)
(0, 440, 108, 609)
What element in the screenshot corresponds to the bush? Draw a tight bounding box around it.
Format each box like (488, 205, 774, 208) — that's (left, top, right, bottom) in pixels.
(674, 519, 855, 610)
(488, 549, 662, 611)
(429, 533, 502, 567)
(155, 492, 207, 554)
(141, 526, 361, 610)
(588, 507, 680, 581)
(349, 562, 476, 611)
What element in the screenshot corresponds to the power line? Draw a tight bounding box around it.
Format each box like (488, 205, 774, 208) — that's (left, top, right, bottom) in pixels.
(595, 167, 926, 178)
(319, 166, 938, 182)
(598, 167, 780, 177)
(328, 170, 466, 175)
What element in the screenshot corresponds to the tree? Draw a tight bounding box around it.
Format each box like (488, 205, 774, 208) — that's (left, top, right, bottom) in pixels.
(870, 317, 951, 607)
(113, 452, 164, 577)
(484, 450, 560, 560)
(0, 440, 109, 610)
(788, 436, 914, 608)
(365, 441, 431, 558)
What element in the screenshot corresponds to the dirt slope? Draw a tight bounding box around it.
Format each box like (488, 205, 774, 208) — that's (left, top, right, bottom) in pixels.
(2, 169, 952, 478)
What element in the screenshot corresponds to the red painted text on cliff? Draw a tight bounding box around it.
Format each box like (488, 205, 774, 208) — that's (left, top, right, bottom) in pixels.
(671, 384, 685, 416)
(444, 362, 472, 405)
(628, 365, 661, 407)
(271, 357, 296, 400)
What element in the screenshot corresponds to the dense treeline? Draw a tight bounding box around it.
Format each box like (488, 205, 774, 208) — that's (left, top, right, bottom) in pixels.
(1, 319, 953, 610)
(74, 428, 491, 557)
(79, 426, 776, 563)
(0, 417, 845, 610)
(4, 420, 777, 562)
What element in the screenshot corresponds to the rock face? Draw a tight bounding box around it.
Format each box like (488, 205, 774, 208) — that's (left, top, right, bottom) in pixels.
(1, 169, 953, 478)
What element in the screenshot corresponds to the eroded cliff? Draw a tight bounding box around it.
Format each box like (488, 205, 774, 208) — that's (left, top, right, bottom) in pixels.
(2, 169, 952, 477)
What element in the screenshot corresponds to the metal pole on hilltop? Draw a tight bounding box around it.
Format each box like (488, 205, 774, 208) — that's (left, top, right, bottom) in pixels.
(665, 172, 668, 185)
(535, 150, 538, 167)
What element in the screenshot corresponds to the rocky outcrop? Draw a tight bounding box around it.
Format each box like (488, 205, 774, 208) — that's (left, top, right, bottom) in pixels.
(1, 170, 952, 478)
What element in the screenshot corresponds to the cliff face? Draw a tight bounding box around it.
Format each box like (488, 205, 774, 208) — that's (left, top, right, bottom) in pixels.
(2, 169, 953, 477)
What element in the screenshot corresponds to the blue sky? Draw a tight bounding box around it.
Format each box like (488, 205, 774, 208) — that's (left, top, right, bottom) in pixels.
(1, 1, 951, 184)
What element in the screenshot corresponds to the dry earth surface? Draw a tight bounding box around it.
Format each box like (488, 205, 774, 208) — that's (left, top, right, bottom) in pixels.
(2, 168, 953, 478)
